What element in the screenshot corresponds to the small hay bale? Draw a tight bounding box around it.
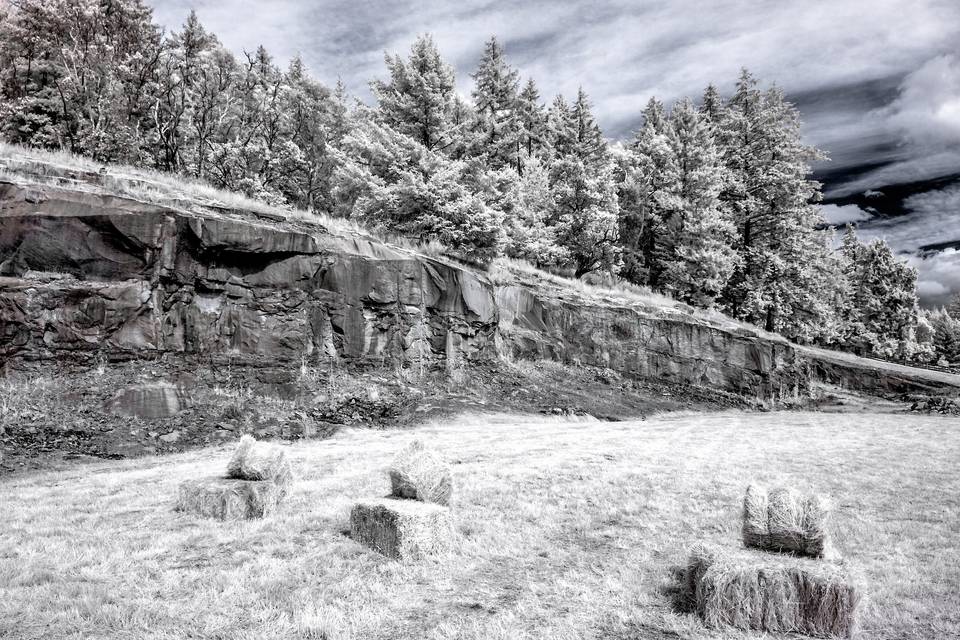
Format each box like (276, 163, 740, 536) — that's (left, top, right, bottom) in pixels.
(682, 544, 863, 638)
(350, 498, 452, 560)
(226, 435, 293, 493)
(388, 440, 452, 506)
(176, 477, 285, 520)
(742, 484, 832, 557)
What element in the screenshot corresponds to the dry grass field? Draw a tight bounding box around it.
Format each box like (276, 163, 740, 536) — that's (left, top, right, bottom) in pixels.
(1, 411, 958, 640)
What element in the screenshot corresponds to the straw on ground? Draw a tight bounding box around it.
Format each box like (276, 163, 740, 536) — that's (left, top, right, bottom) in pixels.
(0, 411, 956, 639)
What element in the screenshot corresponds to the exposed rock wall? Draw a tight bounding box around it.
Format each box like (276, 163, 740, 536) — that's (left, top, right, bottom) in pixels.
(0, 182, 496, 369)
(495, 286, 806, 403)
(2, 176, 959, 401)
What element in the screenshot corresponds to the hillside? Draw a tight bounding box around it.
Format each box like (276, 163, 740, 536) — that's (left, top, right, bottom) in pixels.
(1, 145, 960, 468)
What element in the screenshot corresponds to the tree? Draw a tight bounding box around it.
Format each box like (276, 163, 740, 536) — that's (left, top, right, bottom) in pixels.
(371, 34, 457, 152)
(503, 153, 568, 267)
(716, 70, 832, 339)
(839, 227, 920, 358)
(516, 78, 547, 162)
(468, 36, 521, 170)
(0, 0, 163, 163)
(333, 108, 502, 262)
(616, 98, 678, 286)
(657, 99, 738, 307)
(544, 89, 620, 277)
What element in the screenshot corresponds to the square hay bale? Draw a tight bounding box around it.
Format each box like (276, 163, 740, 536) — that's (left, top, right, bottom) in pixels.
(682, 544, 863, 638)
(350, 498, 453, 560)
(176, 477, 286, 520)
(226, 435, 293, 494)
(388, 440, 452, 506)
(743, 484, 832, 557)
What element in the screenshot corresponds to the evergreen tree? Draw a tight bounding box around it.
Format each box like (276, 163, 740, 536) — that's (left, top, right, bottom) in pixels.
(926, 308, 960, 364)
(0, 0, 163, 162)
(333, 107, 502, 261)
(503, 153, 569, 267)
(658, 99, 738, 307)
(516, 78, 547, 161)
(468, 36, 521, 170)
(545, 90, 620, 277)
(716, 70, 831, 339)
(617, 100, 679, 286)
(699, 84, 724, 122)
(839, 227, 920, 357)
(371, 34, 456, 152)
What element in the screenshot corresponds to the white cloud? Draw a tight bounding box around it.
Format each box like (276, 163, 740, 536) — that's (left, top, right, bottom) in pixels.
(826, 54, 960, 196)
(908, 250, 960, 307)
(820, 203, 872, 226)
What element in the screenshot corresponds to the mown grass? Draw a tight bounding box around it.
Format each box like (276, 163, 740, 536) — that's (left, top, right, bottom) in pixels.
(1, 411, 957, 639)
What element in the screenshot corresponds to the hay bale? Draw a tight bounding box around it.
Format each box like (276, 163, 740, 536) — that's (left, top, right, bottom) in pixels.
(683, 544, 863, 638)
(350, 498, 452, 560)
(226, 435, 293, 493)
(742, 484, 832, 557)
(388, 440, 452, 506)
(176, 477, 286, 520)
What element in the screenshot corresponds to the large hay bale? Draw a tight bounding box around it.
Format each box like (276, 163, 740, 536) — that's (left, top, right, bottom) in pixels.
(176, 477, 286, 520)
(742, 484, 832, 557)
(683, 544, 863, 638)
(388, 440, 452, 506)
(350, 498, 452, 560)
(226, 435, 293, 493)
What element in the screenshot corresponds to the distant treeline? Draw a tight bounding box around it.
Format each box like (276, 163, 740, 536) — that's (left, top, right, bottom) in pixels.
(0, 0, 948, 363)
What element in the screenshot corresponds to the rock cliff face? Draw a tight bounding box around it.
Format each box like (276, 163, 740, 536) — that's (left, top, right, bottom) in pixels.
(1, 168, 958, 402)
(0, 181, 496, 373)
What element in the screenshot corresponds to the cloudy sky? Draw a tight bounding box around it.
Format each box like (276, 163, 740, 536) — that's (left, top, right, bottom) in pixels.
(148, 0, 960, 304)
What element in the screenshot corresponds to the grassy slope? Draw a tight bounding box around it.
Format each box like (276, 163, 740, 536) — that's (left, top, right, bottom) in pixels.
(2, 411, 957, 640)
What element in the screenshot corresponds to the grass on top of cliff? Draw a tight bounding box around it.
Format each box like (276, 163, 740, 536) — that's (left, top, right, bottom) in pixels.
(2, 411, 958, 640)
(0, 141, 375, 238)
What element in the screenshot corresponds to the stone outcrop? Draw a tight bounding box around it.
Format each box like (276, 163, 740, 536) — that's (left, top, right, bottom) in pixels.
(0, 180, 496, 370)
(2, 164, 959, 402)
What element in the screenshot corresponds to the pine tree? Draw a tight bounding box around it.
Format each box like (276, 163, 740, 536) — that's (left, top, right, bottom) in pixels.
(545, 90, 620, 277)
(371, 34, 456, 152)
(657, 99, 738, 307)
(333, 107, 502, 261)
(839, 227, 920, 357)
(516, 78, 547, 162)
(468, 37, 521, 170)
(716, 70, 831, 339)
(617, 100, 679, 287)
(699, 84, 724, 123)
(503, 153, 568, 267)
